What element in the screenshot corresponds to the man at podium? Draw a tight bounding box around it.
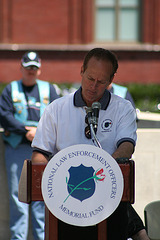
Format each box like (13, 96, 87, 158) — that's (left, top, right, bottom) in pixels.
(31, 48, 137, 239)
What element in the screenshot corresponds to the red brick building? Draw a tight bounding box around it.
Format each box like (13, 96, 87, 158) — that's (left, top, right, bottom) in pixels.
(0, 0, 160, 84)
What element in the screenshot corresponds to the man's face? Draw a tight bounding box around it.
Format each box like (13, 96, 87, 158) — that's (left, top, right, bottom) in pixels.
(21, 66, 41, 86)
(81, 57, 114, 106)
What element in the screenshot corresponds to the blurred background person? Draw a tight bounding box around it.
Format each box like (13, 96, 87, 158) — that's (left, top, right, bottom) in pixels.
(0, 51, 59, 240)
(108, 82, 136, 109)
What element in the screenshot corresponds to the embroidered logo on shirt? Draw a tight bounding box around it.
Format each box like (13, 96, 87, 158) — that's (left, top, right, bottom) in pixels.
(101, 119, 113, 132)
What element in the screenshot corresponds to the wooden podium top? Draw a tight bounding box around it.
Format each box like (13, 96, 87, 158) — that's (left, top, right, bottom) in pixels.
(18, 159, 135, 204)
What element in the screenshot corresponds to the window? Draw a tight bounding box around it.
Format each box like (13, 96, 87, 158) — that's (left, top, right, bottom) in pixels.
(95, 0, 141, 42)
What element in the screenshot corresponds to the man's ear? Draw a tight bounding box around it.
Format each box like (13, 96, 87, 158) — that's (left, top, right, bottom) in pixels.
(37, 68, 41, 76)
(80, 66, 84, 76)
(110, 75, 115, 84)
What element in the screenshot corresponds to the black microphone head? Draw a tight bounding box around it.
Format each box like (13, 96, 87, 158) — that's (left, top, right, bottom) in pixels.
(86, 107, 93, 125)
(86, 107, 92, 114)
(92, 102, 101, 119)
(91, 102, 101, 134)
(92, 102, 101, 110)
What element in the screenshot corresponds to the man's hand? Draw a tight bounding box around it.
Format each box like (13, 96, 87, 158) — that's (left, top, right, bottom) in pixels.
(25, 126, 37, 142)
(132, 229, 150, 240)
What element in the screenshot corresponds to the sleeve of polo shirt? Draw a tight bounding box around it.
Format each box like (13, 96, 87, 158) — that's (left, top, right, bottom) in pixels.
(115, 101, 137, 148)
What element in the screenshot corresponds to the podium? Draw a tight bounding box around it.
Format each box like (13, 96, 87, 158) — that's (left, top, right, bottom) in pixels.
(19, 159, 135, 240)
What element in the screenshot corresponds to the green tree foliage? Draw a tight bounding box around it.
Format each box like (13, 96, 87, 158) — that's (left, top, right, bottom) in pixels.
(127, 84, 160, 113)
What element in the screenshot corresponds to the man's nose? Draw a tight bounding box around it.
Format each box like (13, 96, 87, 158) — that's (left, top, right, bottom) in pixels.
(91, 79, 98, 89)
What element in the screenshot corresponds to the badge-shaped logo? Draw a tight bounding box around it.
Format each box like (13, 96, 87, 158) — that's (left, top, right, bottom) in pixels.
(64, 164, 106, 202)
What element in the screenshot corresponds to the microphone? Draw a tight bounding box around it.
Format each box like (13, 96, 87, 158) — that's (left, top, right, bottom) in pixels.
(86, 107, 93, 125)
(85, 107, 92, 139)
(92, 102, 101, 134)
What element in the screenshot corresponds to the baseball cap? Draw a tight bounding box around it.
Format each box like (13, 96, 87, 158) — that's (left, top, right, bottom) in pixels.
(21, 51, 41, 68)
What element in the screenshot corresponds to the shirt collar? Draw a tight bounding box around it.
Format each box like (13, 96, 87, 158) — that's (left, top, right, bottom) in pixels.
(73, 87, 111, 110)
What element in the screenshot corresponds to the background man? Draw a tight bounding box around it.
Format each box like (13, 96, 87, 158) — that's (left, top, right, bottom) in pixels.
(108, 82, 136, 108)
(0, 51, 59, 240)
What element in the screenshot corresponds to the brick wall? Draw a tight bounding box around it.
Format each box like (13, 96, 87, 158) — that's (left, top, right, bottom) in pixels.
(0, 0, 160, 84)
(0, 49, 160, 84)
(1, 0, 93, 44)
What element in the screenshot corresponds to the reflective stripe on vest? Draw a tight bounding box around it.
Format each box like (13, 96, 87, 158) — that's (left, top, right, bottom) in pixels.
(112, 83, 127, 99)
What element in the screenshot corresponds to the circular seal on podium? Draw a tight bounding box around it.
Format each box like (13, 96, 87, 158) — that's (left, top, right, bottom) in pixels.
(42, 144, 123, 226)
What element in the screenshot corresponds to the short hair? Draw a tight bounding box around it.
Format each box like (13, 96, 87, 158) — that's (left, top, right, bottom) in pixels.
(83, 48, 118, 78)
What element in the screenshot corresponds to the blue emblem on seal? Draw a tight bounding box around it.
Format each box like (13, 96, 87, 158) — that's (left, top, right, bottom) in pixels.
(65, 164, 95, 202)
